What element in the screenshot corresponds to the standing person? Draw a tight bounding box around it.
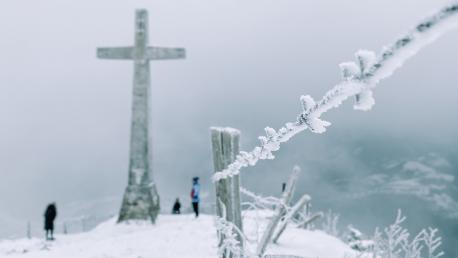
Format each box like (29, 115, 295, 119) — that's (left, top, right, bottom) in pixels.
(190, 177, 200, 217)
(44, 203, 57, 240)
(172, 198, 181, 214)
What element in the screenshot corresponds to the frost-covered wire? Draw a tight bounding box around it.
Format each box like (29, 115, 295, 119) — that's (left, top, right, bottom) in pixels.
(216, 200, 251, 258)
(240, 187, 282, 209)
(216, 217, 244, 258)
(213, 2, 458, 181)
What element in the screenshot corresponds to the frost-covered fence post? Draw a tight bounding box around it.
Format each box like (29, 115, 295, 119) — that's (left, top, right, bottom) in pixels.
(296, 212, 323, 229)
(272, 194, 311, 244)
(81, 217, 87, 232)
(211, 127, 243, 256)
(63, 222, 68, 234)
(26, 221, 31, 239)
(257, 167, 300, 257)
(303, 203, 311, 229)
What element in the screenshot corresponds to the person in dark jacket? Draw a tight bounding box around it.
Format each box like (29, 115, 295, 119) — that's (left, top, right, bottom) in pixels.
(190, 177, 200, 217)
(172, 198, 181, 214)
(44, 203, 57, 240)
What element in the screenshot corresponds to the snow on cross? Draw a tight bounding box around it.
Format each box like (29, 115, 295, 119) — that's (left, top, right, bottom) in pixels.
(213, 2, 458, 182)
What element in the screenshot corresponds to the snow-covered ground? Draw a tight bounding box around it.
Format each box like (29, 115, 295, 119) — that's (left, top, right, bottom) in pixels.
(0, 213, 355, 258)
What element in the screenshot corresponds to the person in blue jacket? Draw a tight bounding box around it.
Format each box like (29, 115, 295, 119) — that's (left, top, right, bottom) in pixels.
(190, 177, 200, 217)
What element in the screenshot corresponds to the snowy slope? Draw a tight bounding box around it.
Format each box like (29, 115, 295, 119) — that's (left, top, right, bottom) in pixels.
(0, 213, 355, 258)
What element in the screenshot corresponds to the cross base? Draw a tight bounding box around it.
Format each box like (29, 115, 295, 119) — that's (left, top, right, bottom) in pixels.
(118, 184, 160, 223)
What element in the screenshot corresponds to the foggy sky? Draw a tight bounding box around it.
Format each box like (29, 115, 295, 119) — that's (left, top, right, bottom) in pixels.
(1, 0, 457, 252)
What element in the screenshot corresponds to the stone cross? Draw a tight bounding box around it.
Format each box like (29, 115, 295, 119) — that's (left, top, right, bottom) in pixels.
(97, 9, 185, 223)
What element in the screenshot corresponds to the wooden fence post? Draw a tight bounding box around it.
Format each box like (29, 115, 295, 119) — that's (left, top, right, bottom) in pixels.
(211, 127, 243, 257)
(27, 221, 31, 239)
(296, 212, 323, 229)
(257, 167, 300, 257)
(272, 195, 311, 244)
(63, 222, 68, 234)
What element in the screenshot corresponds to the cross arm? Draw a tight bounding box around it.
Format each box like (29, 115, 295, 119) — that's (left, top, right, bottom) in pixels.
(97, 47, 134, 60)
(147, 47, 186, 60)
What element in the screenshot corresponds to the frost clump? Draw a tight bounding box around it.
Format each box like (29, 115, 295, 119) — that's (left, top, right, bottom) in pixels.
(339, 49, 377, 111)
(299, 95, 331, 133)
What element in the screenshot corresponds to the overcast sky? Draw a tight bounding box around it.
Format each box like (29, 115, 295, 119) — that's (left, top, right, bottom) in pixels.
(1, 0, 458, 251)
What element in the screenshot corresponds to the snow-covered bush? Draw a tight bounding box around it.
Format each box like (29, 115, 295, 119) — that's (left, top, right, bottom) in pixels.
(346, 225, 375, 252)
(321, 210, 340, 237)
(364, 210, 444, 258)
(422, 228, 444, 258)
(341, 210, 445, 258)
